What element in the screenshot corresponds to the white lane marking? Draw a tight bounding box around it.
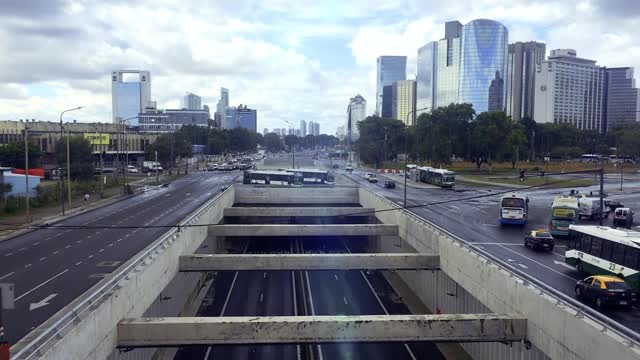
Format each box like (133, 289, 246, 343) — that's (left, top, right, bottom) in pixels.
(39, 257, 46, 261)
(343, 296, 348, 305)
(4, 252, 13, 257)
(76, 240, 82, 244)
(15, 269, 68, 301)
(19, 247, 27, 251)
(52, 251, 59, 255)
(86, 235, 93, 239)
(263, 272, 267, 279)
(34, 242, 39, 245)
(517, 263, 528, 269)
(554, 260, 576, 270)
(334, 274, 339, 281)
(88, 255, 94, 259)
(108, 243, 114, 247)
(98, 249, 104, 253)
(0, 272, 15, 280)
(260, 292, 264, 303)
(449, 205, 460, 210)
(24, 263, 32, 268)
(45, 237, 51, 240)
(305, 270, 324, 360)
(75, 261, 83, 266)
(65, 245, 71, 249)
(29, 293, 57, 311)
(495, 244, 577, 281)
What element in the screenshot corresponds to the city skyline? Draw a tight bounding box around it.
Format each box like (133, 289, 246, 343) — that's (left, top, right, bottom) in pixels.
(1, 1, 639, 134)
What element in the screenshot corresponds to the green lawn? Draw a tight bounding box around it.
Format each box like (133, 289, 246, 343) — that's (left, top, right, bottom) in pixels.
(459, 174, 596, 188)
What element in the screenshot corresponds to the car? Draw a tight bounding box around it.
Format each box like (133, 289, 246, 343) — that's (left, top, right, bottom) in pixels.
(345, 164, 353, 172)
(524, 229, 554, 251)
(332, 164, 339, 169)
(368, 174, 378, 183)
(207, 164, 218, 171)
(575, 275, 637, 308)
(384, 179, 395, 188)
(126, 165, 138, 173)
(364, 172, 373, 179)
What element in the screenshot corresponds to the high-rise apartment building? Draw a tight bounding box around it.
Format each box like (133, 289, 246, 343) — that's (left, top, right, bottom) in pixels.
(300, 120, 307, 137)
(376, 56, 407, 116)
(224, 105, 257, 132)
(216, 88, 229, 128)
(111, 70, 151, 126)
(505, 42, 546, 121)
(416, 42, 437, 115)
(263, 128, 269, 135)
(347, 95, 366, 141)
(459, 19, 508, 114)
(381, 86, 393, 118)
(534, 49, 606, 132)
(392, 80, 417, 125)
(605, 67, 640, 131)
(183, 92, 202, 110)
(307, 121, 320, 136)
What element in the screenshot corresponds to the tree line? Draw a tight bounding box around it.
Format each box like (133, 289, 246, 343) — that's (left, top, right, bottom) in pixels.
(356, 103, 640, 168)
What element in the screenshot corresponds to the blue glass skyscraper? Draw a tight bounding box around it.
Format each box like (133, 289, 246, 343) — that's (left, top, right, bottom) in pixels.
(458, 19, 508, 113)
(376, 56, 407, 116)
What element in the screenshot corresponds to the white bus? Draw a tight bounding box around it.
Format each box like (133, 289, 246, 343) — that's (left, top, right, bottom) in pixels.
(418, 167, 455, 188)
(499, 193, 529, 225)
(566, 225, 640, 290)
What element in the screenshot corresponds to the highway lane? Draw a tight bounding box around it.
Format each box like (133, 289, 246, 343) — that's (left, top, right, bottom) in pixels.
(345, 168, 640, 332)
(0, 171, 240, 344)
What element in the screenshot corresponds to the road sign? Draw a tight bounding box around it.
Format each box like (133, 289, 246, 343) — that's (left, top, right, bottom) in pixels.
(0, 284, 14, 310)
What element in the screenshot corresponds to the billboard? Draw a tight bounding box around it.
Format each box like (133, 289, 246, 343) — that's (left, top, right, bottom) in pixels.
(84, 133, 111, 145)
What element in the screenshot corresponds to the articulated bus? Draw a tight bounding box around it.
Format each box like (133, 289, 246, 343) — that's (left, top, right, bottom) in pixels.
(499, 193, 529, 225)
(566, 225, 640, 289)
(281, 168, 335, 184)
(418, 167, 455, 188)
(243, 170, 301, 185)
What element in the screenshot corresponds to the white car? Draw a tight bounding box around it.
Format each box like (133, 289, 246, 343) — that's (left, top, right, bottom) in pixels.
(364, 172, 373, 179)
(126, 165, 139, 173)
(345, 164, 353, 171)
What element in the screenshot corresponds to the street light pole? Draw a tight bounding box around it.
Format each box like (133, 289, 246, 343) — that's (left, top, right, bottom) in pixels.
(404, 107, 429, 209)
(66, 129, 71, 206)
(58, 106, 84, 215)
(24, 127, 29, 222)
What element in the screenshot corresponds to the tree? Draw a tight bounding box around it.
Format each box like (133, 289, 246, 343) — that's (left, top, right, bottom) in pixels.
(470, 111, 525, 168)
(55, 136, 95, 180)
(0, 142, 42, 169)
(356, 116, 406, 167)
(146, 133, 193, 166)
(263, 133, 284, 152)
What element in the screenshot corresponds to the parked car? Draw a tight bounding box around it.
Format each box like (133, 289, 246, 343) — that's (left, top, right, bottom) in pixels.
(368, 174, 378, 183)
(364, 172, 373, 180)
(345, 164, 353, 172)
(384, 179, 395, 188)
(126, 165, 138, 173)
(524, 229, 554, 251)
(575, 275, 636, 308)
(207, 164, 218, 171)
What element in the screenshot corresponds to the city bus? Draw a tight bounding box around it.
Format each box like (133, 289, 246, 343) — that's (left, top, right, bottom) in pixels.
(549, 196, 579, 236)
(418, 167, 455, 188)
(242, 170, 301, 185)
(566, 225, 640, 289)
(282, 168, 335, 184)
(499, 193, 529, 225)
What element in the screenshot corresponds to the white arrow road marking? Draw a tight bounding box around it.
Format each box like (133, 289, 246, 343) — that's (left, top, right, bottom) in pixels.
(507, 259, 516, 262)
(29, 293, 57, 311)
(554, 260, 576, 270)
(517, 264, 528, 269)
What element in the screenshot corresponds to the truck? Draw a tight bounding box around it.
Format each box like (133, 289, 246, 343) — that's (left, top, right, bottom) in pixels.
(549, 196, 579, 236)
(143, 161, 163, 173)
(575, 193, 608, 220)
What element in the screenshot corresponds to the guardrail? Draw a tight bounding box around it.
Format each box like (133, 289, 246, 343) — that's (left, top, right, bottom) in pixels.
(350, 175, 640, 346)
(11, 185, 234, 359)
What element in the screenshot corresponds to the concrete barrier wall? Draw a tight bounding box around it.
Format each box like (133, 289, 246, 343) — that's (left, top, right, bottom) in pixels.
(358, 187, 640, 360)
(31, 186, 235, 360)
(234, 186, 358, 204)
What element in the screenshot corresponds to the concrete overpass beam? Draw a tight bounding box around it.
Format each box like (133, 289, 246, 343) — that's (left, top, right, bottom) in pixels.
(117, 314, 527, 347)
(223, 207, 375, 217)
(208, 224, 398, 237)
(179, 253, 440, 271)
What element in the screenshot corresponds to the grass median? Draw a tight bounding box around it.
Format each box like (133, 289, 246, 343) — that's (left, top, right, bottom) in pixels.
(458, 174, 596, 188)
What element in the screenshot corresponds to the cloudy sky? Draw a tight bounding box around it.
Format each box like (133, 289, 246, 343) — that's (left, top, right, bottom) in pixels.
(0, 0, 638, 134)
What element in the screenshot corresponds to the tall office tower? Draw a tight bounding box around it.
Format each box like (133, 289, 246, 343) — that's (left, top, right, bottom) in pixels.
(307, 121, 314, 136)
(263, 128, 269, 135)
(392, 80, 417, 125)
(224, 105, 258, 132)
(382, 85, 393, 118)
(505, 42, 546, 120)
(376, 56, 407, 116)
(416, 42, 437, 115)
(347, 95, 366, 142)
(183, 92, 202, 110)
(216, 87, 229, 128)
(111, 70, 151, 126)
(458, 19, 508, 114)
(336, 126, 346, 139)
(300, 120, 307, 137)
(605, 67, 640, 131)
(313, 122, 320, 135)
(534, 49, 607, 132)
(436, 20, 463, 108)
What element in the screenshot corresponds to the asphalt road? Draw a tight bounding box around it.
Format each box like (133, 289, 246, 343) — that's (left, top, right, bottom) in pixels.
(0, 170, 240, 344)
(343, 165, 640, 333)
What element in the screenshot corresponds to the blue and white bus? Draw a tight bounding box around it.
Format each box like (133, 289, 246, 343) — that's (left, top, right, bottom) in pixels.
(499, 193, 529, 225)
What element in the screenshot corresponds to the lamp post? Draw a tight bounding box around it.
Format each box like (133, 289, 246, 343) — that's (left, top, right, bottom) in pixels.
(117, 116, 137, 194)
(404, 107, 429, 209)
(58, 106, 84, 215)
(24, 126, 30, 222)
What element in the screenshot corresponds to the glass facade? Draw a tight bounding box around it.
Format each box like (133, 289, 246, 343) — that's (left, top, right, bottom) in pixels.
(382, 85, 393, 118)
(376, 56, 407, 116)
(506, 42, 546, 120)
(116, 82, 141, 125)
(436, 37, 461, 107)
(416, 42, 437, 115)
(459, 19, 508, 114)
(347, 95, 366, 141)
(605, 67, 640, 131)
(392, 80, 416, 125)
(225, 107, 257, 132)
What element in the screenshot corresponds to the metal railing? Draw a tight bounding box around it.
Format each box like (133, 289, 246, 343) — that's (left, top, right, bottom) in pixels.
(11, 185, 234, 359)
(354, 177, 640, 346)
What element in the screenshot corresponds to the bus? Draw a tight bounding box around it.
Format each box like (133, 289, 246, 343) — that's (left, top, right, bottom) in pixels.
(549, 196, 579, 236)
(499, 193, 529, 225)
(281, 168, 335, 184)
(566, 225, 640, 289)
(242, 170, 301, 185)
(418, 167, 455, 188)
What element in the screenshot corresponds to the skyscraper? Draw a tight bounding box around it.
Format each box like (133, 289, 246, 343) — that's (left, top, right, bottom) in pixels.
(216, 87, 229, 128)
(376, 56, 407, 116)
(263, 128, 269, 135)
(183, 92, 202, 110)
(347, 95, 366, 141)
(436, 21, 463, 108)
(392, 80, 417, 125)
(224, 105, 257, 132)
(458, 19, 508, 114)
(382, 85, 393, 118)
(505, 41, 546, 121)
(534, 49, 606, 132)
(605, 67, 640, 131)
(314, 122, 320, 135)
(416, 42, 437, 115)
(111, 70, 151, 126)
(300, 120, 307, 137)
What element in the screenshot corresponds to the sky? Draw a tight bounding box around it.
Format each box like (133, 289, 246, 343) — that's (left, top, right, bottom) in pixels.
(0, 0, 639, 135)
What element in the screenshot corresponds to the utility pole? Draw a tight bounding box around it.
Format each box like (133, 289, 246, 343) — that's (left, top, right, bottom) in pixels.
(600, 167, 604, 226)
(66, 128, 72, 207)
(58, 106, 83, 216)
(24, 127, 29, 222)
(620, 162, 624, 191)
(155, 151, 159, 185)
(404, 107, 429, 209)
